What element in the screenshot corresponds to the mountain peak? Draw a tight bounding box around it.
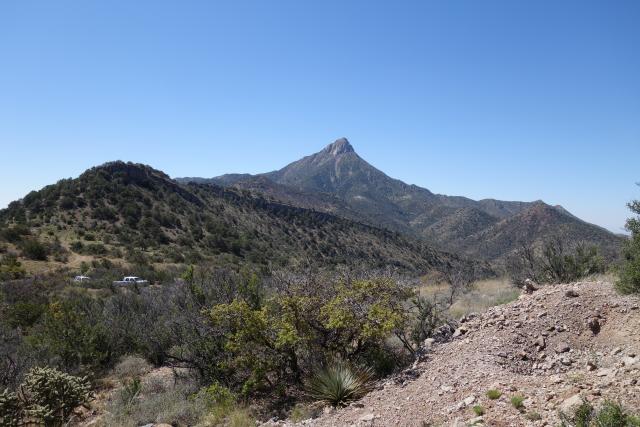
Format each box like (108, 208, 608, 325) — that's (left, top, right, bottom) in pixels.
(323, 137, 354, 156)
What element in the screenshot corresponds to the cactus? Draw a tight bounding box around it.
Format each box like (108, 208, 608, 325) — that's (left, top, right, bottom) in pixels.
(0, 367, 92, 426)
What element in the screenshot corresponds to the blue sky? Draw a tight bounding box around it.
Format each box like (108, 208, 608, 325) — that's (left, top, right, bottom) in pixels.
(0, 1, 638, 233)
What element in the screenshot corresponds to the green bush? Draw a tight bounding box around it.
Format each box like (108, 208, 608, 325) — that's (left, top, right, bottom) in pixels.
(508, 237, 605, 286)
(617, 195, 640, 294)
(306, 361, 374, 407)
(560, 400, 640, 427)
(208, 275, 411, 394)
(486, 389, 502, 400)
(510, 394, 525, 410)
(104, 381, 209, 427)
(473, 405, 485, 416)
(0, 254, 26, 280)
(20, 240, 48, 261)
(0, 225, 30, 243)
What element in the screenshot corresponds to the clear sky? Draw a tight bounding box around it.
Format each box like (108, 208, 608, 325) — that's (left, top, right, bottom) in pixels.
(1, 1, 638, 233)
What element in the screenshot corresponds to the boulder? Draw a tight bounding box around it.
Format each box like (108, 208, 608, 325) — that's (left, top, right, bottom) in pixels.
(559, 394, 584, 415)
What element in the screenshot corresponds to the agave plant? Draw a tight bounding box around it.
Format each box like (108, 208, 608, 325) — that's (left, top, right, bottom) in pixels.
(306, 361, 374, 407)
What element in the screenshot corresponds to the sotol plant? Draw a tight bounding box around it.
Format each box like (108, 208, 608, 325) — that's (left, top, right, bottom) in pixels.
(306, 361, 374, 407)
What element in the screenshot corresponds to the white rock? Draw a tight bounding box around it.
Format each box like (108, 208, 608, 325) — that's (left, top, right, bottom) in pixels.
(560, 394, 584, 414)
(359, 413, 376, 422)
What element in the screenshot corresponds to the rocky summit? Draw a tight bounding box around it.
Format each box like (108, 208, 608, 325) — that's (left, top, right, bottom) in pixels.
(180, 138, 623, 264)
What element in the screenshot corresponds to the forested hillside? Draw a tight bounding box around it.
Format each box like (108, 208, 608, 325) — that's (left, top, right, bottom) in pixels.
(0, 161, 470, 276)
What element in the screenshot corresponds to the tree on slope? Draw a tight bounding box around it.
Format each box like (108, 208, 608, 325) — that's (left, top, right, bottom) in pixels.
(617, 185, 640, 294)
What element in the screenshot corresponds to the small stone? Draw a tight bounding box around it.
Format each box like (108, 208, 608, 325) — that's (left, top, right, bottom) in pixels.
(556, 343, 570, 354)
(469, 416, 484, 425)
(463, 395, 476, 406)
(359, 413, 376, 422)
(453, 327, 468, 338)
(586, 361, 597, 371)
(565, 289, 579, 298)
(561, 357, 572, 366)
(595, 368, 614, 377)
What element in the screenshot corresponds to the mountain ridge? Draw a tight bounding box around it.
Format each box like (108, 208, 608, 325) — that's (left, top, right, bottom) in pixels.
(0, 161, 481, 275)
(177, 138, 623, 262)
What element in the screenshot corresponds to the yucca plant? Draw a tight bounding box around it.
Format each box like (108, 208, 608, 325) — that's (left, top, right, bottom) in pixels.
(306, 361, 374, 407)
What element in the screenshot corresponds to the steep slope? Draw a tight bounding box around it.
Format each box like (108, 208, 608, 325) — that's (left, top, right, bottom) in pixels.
(272, 280, 640, 426)
(422, 207, 500, 245)
(0, 161, 471, 274)
(453, 202, 622, 261)
(180, 138, 623, 262)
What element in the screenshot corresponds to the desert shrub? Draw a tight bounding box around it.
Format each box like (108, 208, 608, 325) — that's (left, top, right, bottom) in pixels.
(83, 243, 107, 255)
(594, 401, 640, 426)
(27, 298, 112, 372)
(70, 241, 84, 252)
(208, 273, 411, 394)
(398, 295, 449, 353)
(119, 377, 142, 408)
(486, 389, 502, 399)
(113, 355, 151, 380)
(306, 361, 374, 407)
(508, 237, 605, 286)
(20, 239, 48, 261)
(4, 301, 46, 329)
(473, 405, 485, 416)
(289, 403, 319, 422)
(559, 400, 640, 426)
(104, 381, 208, 427)
(194, 382, 249, 426)
(0, 254, 26, 281)
(0, 225, 30, 243)
(510, 394, 525, 410)
(526, 411, 542, 421)
(617, 193, 640, 294)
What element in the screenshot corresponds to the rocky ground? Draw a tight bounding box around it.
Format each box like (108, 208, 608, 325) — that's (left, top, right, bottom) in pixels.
(267, 280, 640, 426)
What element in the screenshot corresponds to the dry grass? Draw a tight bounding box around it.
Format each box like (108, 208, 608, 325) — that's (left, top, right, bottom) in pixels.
(418, 277, 520, 319)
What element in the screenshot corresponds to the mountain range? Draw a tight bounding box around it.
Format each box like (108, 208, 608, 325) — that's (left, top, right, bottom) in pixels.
(0, 138, 622, 277)
(178, 138, 622, 263)
(0, 161, 475, 275)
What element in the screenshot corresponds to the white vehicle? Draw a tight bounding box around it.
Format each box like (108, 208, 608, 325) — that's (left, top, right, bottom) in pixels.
(73, 275, 91, 282)
(113, 276, 149, 285)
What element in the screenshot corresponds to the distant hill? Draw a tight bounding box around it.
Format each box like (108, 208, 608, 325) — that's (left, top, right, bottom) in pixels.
(179, 138, 623, 262)
(0, 161, 474, 274)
